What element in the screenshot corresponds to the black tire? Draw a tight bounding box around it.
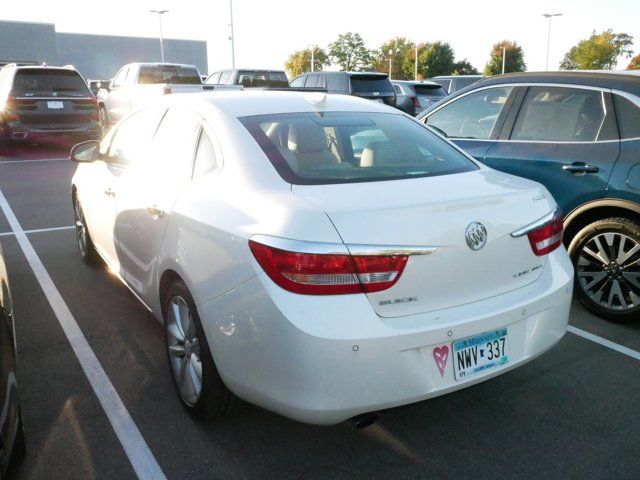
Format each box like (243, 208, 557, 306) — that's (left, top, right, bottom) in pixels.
(568, 217, 640, 322)
(8, 409, 26, 471)
(163, 279, 236, 419)
(72, 194, 100, 265)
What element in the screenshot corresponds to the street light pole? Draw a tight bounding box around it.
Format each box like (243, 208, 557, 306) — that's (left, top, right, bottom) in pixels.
(543, 13, 562, 71)
(388, 49, 393, 78)
(229, 0, 236, 68)
(414, 45, 418, 80)
(150, 9, 169, 63)
(307, 44, 317, 72)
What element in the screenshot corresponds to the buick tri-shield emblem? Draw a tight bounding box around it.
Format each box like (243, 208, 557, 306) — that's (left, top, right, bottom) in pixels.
(465, 222, 487, 251)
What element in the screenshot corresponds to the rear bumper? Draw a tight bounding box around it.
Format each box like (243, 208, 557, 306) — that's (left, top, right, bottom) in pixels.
(1, 122, 100, 142)
(199, 248, 574, 425)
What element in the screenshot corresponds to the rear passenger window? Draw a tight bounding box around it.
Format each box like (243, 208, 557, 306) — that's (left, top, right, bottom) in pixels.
(511, 87, 606, 142)
(304, 75, 319, 88)
(192, 129, 219, 178)
(393, 85, 402, 95)
(614, 95, 640, 139)
(152, 108, 201, 178)
(326, 75, 344, 92)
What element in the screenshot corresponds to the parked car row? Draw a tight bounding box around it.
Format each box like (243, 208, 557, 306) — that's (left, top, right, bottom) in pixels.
(0, 55, 484, 148)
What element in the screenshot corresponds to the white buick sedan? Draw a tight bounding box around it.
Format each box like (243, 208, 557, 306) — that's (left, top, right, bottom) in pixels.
(70, 91, 573, 425)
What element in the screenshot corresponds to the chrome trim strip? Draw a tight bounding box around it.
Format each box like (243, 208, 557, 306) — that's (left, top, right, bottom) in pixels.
(424, 82, 612, 119)
(347, 244, 437, 256)
(612, 89, 640, 109)
(510, 208, 560, 238)
(250, 234, 437, 256)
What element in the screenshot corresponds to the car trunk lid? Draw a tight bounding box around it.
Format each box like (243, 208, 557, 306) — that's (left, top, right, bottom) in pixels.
(292, 169, 555, 317)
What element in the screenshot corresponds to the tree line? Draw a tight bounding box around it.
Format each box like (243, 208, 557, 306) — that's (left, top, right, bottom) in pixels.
(285, 30, 638, 79)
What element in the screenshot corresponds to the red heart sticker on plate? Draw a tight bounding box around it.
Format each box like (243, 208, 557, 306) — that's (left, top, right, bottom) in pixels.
(433, 345, 450, 377)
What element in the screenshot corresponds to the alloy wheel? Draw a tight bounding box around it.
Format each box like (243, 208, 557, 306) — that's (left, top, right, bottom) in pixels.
(576, 232, 640, 312)
(166, 295, 203, 406)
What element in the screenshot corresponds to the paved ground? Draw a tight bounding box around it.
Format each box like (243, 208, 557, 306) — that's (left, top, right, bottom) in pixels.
(1, 145, 639, 480)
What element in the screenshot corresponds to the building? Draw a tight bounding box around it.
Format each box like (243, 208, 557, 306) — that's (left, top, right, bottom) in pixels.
(0, 20, 208, 80)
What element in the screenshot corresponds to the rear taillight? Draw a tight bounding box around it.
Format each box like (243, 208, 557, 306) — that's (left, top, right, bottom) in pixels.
(412, 96, 420, 110)
(248, 240, 408, 295)
(1, 96, 19, 121)
(526, 210, 564, 256)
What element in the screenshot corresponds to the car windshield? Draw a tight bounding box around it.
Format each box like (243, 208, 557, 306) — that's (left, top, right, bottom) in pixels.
(240, 111, 477, 185)
(138, 66, 202, 85)
(350, 76, 394, 93)
(236, 70, 289, 87)
(12, 69, 90, 97)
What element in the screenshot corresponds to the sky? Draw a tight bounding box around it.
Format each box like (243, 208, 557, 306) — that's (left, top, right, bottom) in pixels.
(2, 0, 639, 75)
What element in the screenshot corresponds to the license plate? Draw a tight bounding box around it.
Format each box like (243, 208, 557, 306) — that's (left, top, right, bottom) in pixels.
(453, 328, 509, 380)
(374, 99, 384, 103)
(47, 101, 64, 109)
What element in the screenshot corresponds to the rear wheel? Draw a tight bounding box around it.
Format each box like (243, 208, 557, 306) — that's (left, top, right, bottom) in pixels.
(72, 194, 99, 265)
(568, 217, 640, 322)
(163, 279, 236, 419)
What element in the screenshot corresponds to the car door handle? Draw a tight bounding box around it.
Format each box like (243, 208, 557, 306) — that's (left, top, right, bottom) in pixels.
(562, 163, 599, 174)
(146, 205, 165, 218)
(104, 187, 115, 197)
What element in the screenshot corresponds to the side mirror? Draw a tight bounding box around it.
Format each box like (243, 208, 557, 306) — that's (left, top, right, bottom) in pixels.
(70, 140, 100, 163)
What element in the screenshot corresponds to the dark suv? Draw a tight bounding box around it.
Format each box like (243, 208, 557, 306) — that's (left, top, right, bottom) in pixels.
(392, 80, 448, 115)
(290, 72, 396, 107)
(0, 64, 100, 145)
(419, 71, 640, 322)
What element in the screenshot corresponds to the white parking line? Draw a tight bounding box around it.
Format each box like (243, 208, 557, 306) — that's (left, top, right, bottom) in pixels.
(568, 326, 640, 361)
(0, 225, 75, 237)
(0, 190, 166, 480)
(0, 158, 68, 164)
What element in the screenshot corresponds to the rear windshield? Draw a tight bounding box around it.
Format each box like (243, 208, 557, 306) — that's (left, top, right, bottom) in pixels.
(414, 85, 447, 97)
(139, 66, 202, 85)
(350, 76, 394, 94)
(240, 111, 477, 185)
(237, 70, 289, 88)
(12, 69, 90, 97)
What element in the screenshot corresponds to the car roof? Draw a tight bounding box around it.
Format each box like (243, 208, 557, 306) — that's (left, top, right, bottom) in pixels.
(300, 71, 388, 77)
(392, 80, 441, 86)
(433, 75, 483, 80)
(134, 62, 197, 69)
(6, 65, 79, 72)
(474, 70, 640, 96)
(177, 90, 399, 118)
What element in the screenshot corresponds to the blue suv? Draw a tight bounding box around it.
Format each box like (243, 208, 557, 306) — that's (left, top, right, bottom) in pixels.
(419, 71, 640, 322)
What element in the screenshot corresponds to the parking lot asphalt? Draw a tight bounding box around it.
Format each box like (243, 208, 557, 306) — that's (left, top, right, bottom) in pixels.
(0, 147, 639, 480)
